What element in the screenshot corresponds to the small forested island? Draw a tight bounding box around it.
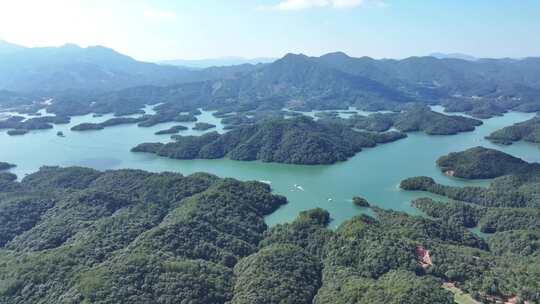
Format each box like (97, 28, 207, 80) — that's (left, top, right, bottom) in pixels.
(132, 116, 407, 165)
(352, 196, 370, 207)
(0, 162, 15, 170)
(2, 166, 538, 303)
(6, 129, 28, 136)
(436, 146, 534, 179)
(192, 122, 216, 131)
(486, 115, 540, 145)
(0, 115, 70, 135)
(154, 125, 188, 135)
(338, 105, 483, 135)
(137, 113, 198, 128)
(71, 117, 146, 131)
(441, 98, 508, 119)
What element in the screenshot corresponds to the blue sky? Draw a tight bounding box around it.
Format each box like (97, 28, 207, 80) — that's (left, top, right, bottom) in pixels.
(0, 0, 538, 61)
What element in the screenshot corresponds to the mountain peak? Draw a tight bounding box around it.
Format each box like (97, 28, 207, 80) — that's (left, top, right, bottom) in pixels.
(321, 51, 350, 59)
(281, 53, 309, 60)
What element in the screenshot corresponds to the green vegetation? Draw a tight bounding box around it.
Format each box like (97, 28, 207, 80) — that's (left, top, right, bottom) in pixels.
(443, 284, 480, 304)
(392, 106, 482, 135)
(71, 117, 146, 131)
(0, 165, 538, 303)
(400, 148, 540, 303)
(137, 113, 197, 127)
(231, 244, 322, 304)
(0, 171, 18, 191)
(0, 166, 286, 303)
(442, 99, 508, 119)
(334, 105, 482, 135)
(436, 146, 533, 179)
(154, 125, 188, 135)
(412, 198, 540, 233)
(0, 162, 15, 171)
(486, 115, 540, 145)
(400, 171, 540, 208)
(352, 196, 370, 207)
(6, 129, 28, 136)
(0, 115, 70, 135)
(192, 122, 216, 131)
(132, 116, 406, 165)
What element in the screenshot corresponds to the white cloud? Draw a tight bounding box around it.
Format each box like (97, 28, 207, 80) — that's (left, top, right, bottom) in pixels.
(269, 0, 365, 10)
(332, 0, 364, 9)
(143, 9, 177, 22)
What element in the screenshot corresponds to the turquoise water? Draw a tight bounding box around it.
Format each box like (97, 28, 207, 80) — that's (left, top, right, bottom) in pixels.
(0, 107, 538, 227)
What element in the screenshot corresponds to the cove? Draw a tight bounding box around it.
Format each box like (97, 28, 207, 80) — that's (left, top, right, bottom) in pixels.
(0, 108, 538, 227)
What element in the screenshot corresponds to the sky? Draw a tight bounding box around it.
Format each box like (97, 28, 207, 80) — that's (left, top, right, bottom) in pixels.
(0, 0, 538, 61)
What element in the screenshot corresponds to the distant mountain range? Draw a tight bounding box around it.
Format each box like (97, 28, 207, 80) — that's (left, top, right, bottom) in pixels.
(0, 40, 259, 92)
(159, 57, 276, 68)
(1, 40, 540, 116)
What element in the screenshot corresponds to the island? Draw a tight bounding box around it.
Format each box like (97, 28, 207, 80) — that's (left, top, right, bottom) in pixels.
(402, 147, 540, 215)
(154, 125, 188, 135)
(132, 116, 407, 165)
(192, 122, 216, 131)
(137, 113, 197, 127)
(0, 115, 69, 135)
(7, 129, 28, 136)
(343, 105, 483, 135)
(71, 117, 146, 131)
(436, 146, 533, 179)
(352, 196, 370, 207)
(485, 115, 540, 145)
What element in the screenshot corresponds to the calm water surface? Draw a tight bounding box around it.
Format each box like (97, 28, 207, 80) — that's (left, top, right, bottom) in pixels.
(0, 106, 538, 227)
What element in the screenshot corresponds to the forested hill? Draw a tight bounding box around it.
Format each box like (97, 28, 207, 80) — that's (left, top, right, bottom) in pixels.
(0, 166, 287, 303)
(436, 146, 537, 179)
(3, 166, 537, 303)
(131, 116, 406, 165)
(486, 115, 540, 146)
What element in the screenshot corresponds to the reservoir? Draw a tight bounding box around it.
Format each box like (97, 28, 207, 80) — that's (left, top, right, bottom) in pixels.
(0, 107, 537, 227)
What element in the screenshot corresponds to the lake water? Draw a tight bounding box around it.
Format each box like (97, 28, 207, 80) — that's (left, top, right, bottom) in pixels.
(0, 106, 538, 227)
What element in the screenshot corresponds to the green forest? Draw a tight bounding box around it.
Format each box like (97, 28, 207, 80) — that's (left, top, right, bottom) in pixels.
(0, 164, 538, 303)
(132, 116, 406, 165)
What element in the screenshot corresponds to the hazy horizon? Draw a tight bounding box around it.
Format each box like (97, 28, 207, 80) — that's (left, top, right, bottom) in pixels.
(2, 38, 536, 64)
(0, 0, 539, 61)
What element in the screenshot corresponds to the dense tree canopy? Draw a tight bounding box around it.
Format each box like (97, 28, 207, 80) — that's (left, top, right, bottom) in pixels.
(400, 148, 540, 302)
(132, 116, 406, 165)
(436, 146, 534, 179)
(486, 115, 540, 145)
(0, 162, 15, 171)
(326, 105, 482, 135)
(0, 165, 538, 303)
